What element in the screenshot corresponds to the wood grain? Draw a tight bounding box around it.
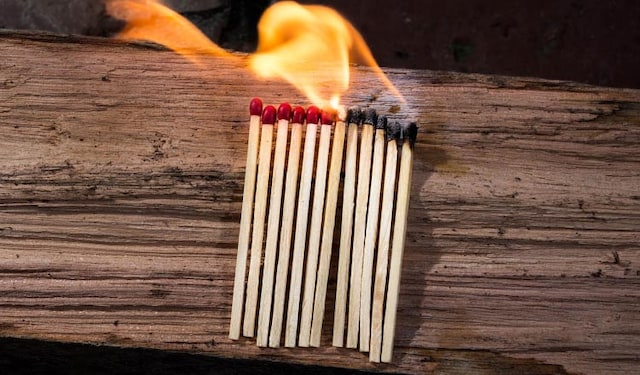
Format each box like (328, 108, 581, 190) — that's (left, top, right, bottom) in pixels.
(1, 30, 639, 374)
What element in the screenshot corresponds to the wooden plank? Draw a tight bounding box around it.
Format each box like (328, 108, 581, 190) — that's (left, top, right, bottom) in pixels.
(1, 30, 639, 374)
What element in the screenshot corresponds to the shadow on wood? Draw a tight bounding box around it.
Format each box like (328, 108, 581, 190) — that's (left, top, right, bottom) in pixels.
(0, 337, 369, 375)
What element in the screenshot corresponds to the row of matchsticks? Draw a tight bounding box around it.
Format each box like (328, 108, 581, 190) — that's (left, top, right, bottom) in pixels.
(230, 98, 417, 363)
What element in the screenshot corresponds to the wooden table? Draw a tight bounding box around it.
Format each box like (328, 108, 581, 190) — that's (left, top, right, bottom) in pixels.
(1, 30, 639, 374)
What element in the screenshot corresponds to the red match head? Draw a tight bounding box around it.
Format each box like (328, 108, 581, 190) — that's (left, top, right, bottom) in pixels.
(306, 106, 320, 124)
(278, 103, 292, 121)
(321, 110, 336, 125)
(262, 105, 277, 125)
(249, 98, 263, 116)
(292, 106, 306, 124)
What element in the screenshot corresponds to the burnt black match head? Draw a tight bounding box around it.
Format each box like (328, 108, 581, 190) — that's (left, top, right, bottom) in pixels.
(386, 121, 402, 143)
(399, 122, 418, 147)
(346, 106, 362, 124)
(376, 115, 388, 130)
(406, 122, 418, 147)
(362, 108, 378, 126)
(249, 98, 263, 116)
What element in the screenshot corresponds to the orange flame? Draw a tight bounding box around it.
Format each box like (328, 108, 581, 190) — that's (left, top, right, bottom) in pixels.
(106, 0, 230, 63)
(106, 0, 404, 111)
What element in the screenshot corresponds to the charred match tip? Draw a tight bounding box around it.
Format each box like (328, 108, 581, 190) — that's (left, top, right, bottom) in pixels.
(386, 121, 402, 144)
(346, 106, 362, 124)
(398, 122, 418, 147)
(321, 109, 336, 125)
(278, 103, 292, 121)
(306, 106, 321, 124)
(262, 105, 277, 125)
(362, 108, 378, 126)
(292, 106, 306, 124)
(376, 115, 388, 130)
(249, 98, 263, 116)
(405, 122, 418, 147)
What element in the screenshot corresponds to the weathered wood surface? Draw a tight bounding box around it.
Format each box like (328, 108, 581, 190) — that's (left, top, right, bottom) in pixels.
(1, 30, 639, 374)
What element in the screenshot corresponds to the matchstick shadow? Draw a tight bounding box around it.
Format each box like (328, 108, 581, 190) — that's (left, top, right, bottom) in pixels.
(316, 131, 454, 364)
(394, 139, 451, 363)
(316, 137, 454, 361)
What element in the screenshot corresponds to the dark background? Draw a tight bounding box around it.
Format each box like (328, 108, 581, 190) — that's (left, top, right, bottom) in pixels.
(1, 0, 639, 88)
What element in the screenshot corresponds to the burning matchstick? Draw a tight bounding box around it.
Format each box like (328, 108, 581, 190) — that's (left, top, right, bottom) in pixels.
(231, 98, 417, 363)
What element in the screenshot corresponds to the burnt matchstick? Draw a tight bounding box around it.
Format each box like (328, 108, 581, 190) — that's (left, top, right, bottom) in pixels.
(333, 106, 362, 347)
(347, 108, 377, 349)
(285, 106, 321, 347)
(230, 98, 262, 340)
(243, 105, 276, 337)
(269, 106, 305, 347)
(299, 109, 334, 347)
(360, 115, 387, 352)
(381, 122, 418, 362)
(310, 110, 346, 347)
(369, 121, 401, 362)
(256, 103, 292, 347)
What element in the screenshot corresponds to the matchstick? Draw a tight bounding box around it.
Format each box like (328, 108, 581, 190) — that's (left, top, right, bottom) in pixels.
(369, 121, 401, 362)
(269, 106, 305, 347)
(381, 122, 418, 363)
(359, 115, 387, 352)
(242, 105, 276, 337)
(256, 103, 291, 347)
(230, 98, 262, 340)
(333, 107, 361, 347)
(285, 106, 320, 347)
(299, 109, 333, 347)
(347, 108, 377, 349)
(310, 112, 346, 347)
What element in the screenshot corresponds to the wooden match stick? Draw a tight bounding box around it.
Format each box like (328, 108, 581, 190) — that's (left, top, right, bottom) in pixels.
(369, 122, 401, 362)
(333, 106, 361, 347)
(285, 106, 320, 347)
(256, 103, 291, 347)
(347, 108, 377, 349)
(299, 109, 333, 347)
(230, 98, 262, 340)
(269, 106, 305, 347)
(381, 122, 418, 363)
(359, 115, 387, 352)
(310, 112, 346, 347)
(242, 105, 276, 337)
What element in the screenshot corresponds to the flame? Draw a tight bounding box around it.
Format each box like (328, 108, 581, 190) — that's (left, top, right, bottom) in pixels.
(106, 0, 404, 110)
(106, 0, 230, 64)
